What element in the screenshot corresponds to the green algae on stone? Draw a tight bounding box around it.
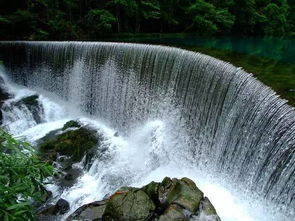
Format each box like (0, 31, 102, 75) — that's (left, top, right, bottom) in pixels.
(67, 177, 219, 221)
(103, 189, 155, 221)
(142, 181, 160, 204)
(158, 177, 182, 206)
(62, 120, 81, 130)
(17, 95, 39, 107)
(158, 177, 203, 213)
(158, 204, 187, 221)
(39, 127, 99, 162)
(173, 177, 204, 213)
(200, 197, 218, 216)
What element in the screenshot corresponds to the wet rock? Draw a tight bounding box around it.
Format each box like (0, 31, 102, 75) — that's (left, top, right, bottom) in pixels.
(40, 189, 53, 203)
(67, 177, 219, 221)
(17, 95, 39, 107)
(58, 167, 83, 188)
(38, 122, 104, 189)
(55, 199, 70, 214)
(38, 126, 100, 163)
(67, 200, 107, 220)
(199, 197, 221, 220)
(158, 204, 188, 221)
(0, 87, 9, 105)
(158, 177, 203, 213)
(38, 204, 56, 216)
(62, 120, 81, 130)
(142, 181, 160, 203)
(16, 95, 43, 123)
(103, 189, 155, 220)
(0, 84, 10, 124)
(38, 198, 70, 217)
(173, 177, 204, 213)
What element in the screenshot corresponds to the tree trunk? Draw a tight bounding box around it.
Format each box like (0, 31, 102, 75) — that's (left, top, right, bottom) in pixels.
(116, 5, 121, 33)
(135, 14, 141, 33)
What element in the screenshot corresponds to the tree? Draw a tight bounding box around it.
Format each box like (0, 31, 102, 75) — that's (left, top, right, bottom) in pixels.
(261, 1, 289, 35)
(0, 0, 294, 38)
(85, 9, 116, 34)
(187, 0, 234, 35)
(134, 0, 160, 32)
(159, 0, 180, 32)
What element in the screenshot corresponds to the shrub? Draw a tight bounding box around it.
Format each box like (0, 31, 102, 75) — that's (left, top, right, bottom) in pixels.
(0, 129, 54, 221)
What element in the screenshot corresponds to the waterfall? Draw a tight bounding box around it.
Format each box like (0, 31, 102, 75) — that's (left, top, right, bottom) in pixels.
(0, 41, 294, 221)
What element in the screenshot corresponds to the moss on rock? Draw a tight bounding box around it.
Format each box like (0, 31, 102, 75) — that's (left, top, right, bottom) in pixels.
(103, 189, 155, 221)
(158, 204, 187, 221)
(17, 95, 39, 107)
(39, 127, 99, 163)
(67, 177, 219, 221)
(200, 197, 218, 216)
(62, 120, 81, 130)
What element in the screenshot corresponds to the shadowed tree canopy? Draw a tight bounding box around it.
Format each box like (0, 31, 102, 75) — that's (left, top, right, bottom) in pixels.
(0, 0, 294, 40)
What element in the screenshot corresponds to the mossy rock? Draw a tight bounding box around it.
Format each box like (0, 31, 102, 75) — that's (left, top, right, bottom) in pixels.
(158, 177, 182, 207)
(67, 177, 220, 221)
(67, 201, 107, 220)
(39, 127, 99, 163)
(17, 95, 39, 107)
(199, 197, 220, 221)
(142, 181, 160, 204)
(158, 204, 188, 221)
(157, 177, 203, 213)
(103, 189, 155, 221)
(117, 186, 138, 192)
(62, 120, 81, 130)
(173, 177, 204, 213)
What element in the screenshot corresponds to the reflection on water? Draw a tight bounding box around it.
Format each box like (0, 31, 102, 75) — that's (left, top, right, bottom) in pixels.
(105, 35, 294, 64)
(103, 35, 295, 106)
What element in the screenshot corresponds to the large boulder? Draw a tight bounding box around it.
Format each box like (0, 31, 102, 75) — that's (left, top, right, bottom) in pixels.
(158, 177, 203, 213)
(103, 189, 156, 220)
(38, 121, 101, 163)
(67, 201, 107, 220)
(158, 204, 187, 221)
(38, 120, 104, 189)
(67, 177, 221, 221)
(38, 198, 70, 220)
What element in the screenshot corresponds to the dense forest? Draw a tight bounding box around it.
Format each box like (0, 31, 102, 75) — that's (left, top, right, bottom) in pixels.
(0, 0, 295, 40)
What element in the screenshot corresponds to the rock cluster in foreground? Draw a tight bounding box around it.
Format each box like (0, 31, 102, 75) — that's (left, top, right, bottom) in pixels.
(67, 177, 221, 221)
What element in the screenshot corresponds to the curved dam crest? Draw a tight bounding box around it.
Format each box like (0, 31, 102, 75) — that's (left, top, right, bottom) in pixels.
(0, 41, 294, 220)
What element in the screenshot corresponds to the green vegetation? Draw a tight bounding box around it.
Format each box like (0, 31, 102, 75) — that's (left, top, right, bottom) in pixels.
(0, 129, 53, 221)
(0, 0, 294, 40)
